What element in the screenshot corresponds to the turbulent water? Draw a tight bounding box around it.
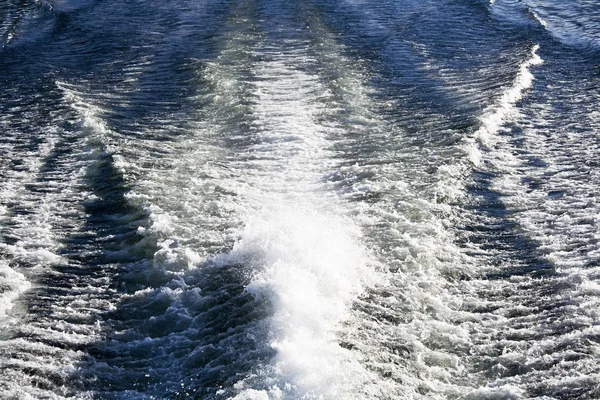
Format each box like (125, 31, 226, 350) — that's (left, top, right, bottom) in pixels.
(1, 0, 599, 398)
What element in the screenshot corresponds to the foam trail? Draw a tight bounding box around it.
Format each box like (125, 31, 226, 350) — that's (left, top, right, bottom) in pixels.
(466, 44, 542, 167)
(187, 4, 385, 395)
(456, 34, 600, 396)
(0, 131, 66, 269)
(221, 39, 379, 398)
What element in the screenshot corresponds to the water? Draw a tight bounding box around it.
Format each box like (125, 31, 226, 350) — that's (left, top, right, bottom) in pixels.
(1, 0, 599, 398)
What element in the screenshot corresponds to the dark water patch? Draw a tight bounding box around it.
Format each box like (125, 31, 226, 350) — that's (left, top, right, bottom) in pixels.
(76, 261, 274, 399)
(460, 166, 554, 280)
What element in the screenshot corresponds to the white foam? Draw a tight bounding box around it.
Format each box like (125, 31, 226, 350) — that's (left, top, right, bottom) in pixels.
(212, 36, 381, 396)
(0, 135, 66, 272)
(466, 385, 526, 399)
(0, 83, 112, 271)
(464, 45, 542, 167)
(223, 205, 376, 398)
(0, 260, 31, 320)
(530, 10, 548, 28)
(56, 81, 115, 155)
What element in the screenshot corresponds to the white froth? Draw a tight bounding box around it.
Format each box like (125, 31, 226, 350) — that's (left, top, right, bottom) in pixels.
(215, 35, 380, 397)
(228, 206, 376, 398)
(469, 45, 542, 162)
(0, 260, 31, 320)
(530, 10, 547, 28)
(0, 130, 67, 269)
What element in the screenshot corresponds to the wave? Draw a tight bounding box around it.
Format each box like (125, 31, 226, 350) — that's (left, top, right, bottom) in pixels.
(491, 0, 600, 50)
(465, 44, 542, 167)
(525, 0, 600, 50)
(456, 19, 600, 396)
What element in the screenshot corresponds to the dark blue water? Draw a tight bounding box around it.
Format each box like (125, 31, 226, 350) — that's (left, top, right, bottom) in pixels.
(1, 0, 599, 398)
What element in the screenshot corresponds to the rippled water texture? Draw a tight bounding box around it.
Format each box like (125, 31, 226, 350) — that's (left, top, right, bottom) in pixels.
(1, 0, 599, 399)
